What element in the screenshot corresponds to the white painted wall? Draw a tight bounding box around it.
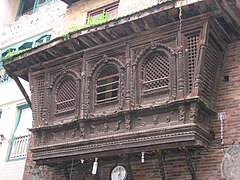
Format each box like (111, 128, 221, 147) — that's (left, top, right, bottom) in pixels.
(0, 80, 30, 180)
(0, 0, 20, 25)
(118, 0, 158, 16)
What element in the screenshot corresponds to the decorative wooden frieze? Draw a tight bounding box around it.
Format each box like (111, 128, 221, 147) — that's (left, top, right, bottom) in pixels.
(124, 114, 131, 130)
(80, 127, 85, 138)
(189, 103, 199, 123)
(178, 105, 185, 122)
(103, 123, 109, 133)
(153, 115, 158, 125)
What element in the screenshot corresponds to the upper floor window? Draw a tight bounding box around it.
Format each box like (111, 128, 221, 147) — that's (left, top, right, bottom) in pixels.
(87, 1, 119, 22)
(17, 0, 58, 18)
(55, 76, 76, 113)
(96, 65, 119, 104)
(9, 104, 32, 160)
(141, 51, 169, 93)
(1, 33, 51, 60)
(35, 35, 51, 46)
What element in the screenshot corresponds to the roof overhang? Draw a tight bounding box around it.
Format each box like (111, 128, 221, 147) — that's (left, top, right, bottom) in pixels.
(3, 0, 240, 81)
(61, 0, 80, 5)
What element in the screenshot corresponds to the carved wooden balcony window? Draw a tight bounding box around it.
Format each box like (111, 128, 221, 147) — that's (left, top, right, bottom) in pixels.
(55, 76, 76, 113)
(96, 65, 119, 104)
(141, 51, 169, 93)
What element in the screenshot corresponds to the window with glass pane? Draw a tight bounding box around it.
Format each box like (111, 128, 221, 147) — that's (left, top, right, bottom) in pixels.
(35, 35, 51, 46)
(9, 105, 32, 160)
(87, 1, 119, 22)
(96, 65, 119, 104)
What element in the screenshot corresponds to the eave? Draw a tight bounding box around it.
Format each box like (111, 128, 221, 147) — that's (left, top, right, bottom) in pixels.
(3, 0, 240, 81)
(61, 0, 80, 5)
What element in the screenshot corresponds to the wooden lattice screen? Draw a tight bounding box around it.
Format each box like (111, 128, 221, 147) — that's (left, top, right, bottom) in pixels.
(37, 77, 45, 119)
(201, 38, 219, 101)
(187, 34, 199, 93)
(96, 65, 119, 104)
(56, 76, 76, 112)
(141, 51, 169, 93)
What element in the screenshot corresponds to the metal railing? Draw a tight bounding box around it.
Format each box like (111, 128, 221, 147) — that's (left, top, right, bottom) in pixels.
(9, 135, 31, 160)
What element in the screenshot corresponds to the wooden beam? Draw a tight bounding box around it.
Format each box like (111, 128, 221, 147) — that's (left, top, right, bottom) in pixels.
(8, 72, 32, 109)
(95, 31, 111, 42)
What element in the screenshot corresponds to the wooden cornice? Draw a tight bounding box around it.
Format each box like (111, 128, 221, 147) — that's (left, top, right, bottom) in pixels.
(3, 0, 239, 81)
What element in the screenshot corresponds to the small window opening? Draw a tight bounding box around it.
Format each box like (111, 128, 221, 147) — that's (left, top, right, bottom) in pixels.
(56, 76, 76, 112)
(96, 65, 119, 104)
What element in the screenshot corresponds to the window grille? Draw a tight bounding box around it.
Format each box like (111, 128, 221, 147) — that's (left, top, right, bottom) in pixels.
(201, 39, 218, 101)
(187, 34, 199, 93)
(96, 65, 119, 104)
(56, 76, 76, 112)
(141, 51, 169, 92)
(37, 77, 45, 119)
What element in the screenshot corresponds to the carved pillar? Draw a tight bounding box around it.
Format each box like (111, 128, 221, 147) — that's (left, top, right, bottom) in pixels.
(176, 31, 184, 99)
(120, 66, 125, 109)
(132, 63, 137, 107)
(125, 43, 131, 109)
(192, 21, 209, 97)
(41, 71, 48, 126)
(171, 53, 177, 100)
(80, 55, 86, 119)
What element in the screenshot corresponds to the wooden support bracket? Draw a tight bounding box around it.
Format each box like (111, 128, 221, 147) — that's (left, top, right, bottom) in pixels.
(182, 147, 197, 180)
(157, 151, 166, 180)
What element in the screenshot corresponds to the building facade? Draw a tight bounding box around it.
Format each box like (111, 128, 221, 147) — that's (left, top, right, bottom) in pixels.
(2, 0, 240, 180)
(0, 0, 67, 179)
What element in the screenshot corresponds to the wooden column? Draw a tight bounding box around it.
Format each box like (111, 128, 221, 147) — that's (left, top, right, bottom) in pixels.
(125, 43, 131, 109)
(176, 30, 184, 99)
(192, 21, 209, 97)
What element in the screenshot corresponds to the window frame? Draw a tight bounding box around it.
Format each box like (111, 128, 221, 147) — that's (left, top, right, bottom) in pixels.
(87, 1, 119, 22)
(8, 104, 31, 161)
(54, 75, 77, 115)
(95, 65, 120, 104)
(141, 51, 170, 94)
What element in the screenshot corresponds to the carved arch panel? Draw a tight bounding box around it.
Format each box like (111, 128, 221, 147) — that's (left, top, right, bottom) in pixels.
(49, 69, 81, 120)
(88, 56, 125, 114)
(135, 43, 176, 105)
